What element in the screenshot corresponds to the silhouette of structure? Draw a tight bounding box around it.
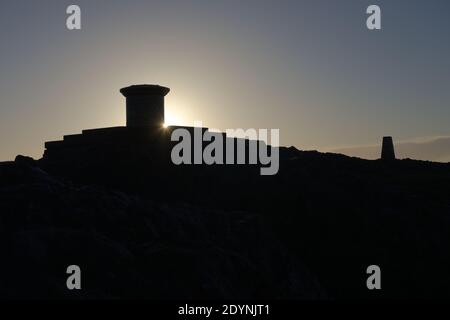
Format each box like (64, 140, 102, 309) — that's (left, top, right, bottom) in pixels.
(43, 85, 172, 170)
(381, 136, 396, 160)
(42, 84, 267, 190)
(120, 85, 170, 128)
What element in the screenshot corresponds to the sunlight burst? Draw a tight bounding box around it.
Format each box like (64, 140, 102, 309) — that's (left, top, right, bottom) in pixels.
(164, 110, 183, 127)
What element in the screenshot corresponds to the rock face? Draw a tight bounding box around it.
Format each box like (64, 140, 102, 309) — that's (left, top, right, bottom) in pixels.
(2, 147, 450, 299)
(0, 158, 322, 299)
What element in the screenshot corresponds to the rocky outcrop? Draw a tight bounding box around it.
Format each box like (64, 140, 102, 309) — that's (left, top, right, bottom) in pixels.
(2, 147, 450, 299)
(0, 159, 323, 299)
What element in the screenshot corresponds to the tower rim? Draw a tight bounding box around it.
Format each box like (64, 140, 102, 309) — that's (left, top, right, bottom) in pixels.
(120, 84, 170, 97)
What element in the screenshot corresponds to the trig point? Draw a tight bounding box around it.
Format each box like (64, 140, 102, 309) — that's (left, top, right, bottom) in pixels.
(120, 84, 170, 127)
(381, 136, 396, 160)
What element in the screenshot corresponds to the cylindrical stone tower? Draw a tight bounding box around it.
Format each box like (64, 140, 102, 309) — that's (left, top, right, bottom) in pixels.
(381, 136, 396, 160)
(120, 84, 170, 127)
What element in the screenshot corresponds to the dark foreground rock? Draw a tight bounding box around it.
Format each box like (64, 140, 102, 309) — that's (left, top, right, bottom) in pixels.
(0, 159, 322, 299)
(1, 148, 450, 299)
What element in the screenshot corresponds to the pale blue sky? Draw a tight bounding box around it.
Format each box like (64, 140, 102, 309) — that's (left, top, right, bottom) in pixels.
(1, 0, 450, 161)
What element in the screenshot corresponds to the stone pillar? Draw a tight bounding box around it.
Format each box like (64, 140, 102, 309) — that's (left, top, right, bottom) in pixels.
(381, 136, 396, 160)
(120, 84, 170, 127)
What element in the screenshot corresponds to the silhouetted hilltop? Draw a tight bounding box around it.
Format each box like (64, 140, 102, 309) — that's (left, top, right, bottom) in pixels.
(0, 155, 322, 299)
(1, 149, 450, 299)
(2, 85, 450, 299)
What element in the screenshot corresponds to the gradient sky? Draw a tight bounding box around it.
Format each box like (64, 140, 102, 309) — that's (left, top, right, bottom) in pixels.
(1, 0, 450, 161)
